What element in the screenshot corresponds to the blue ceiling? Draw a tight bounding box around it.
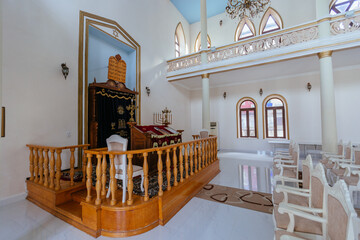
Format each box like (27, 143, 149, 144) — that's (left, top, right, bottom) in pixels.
(170, 0, 227, 24)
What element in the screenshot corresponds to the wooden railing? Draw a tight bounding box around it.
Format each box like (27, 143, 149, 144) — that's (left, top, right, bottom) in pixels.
(26, 144, 90, 190)
(84, 136, 218, 206)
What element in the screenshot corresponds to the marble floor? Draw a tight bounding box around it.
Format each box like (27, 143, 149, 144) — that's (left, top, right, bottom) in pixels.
(0, 151, 275, 240)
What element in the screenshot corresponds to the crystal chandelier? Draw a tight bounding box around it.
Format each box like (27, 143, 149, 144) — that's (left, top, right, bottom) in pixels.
(226, 0, 270, 20)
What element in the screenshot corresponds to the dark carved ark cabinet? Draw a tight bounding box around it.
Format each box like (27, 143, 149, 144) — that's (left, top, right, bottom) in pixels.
(88, 81, 137, 149)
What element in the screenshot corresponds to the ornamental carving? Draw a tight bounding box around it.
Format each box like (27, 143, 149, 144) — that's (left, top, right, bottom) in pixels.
(330, 15, 360, 35)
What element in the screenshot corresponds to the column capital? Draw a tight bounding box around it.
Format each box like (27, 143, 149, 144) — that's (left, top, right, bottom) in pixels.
(201, 73, 210, 79)
(317, 51, 333, 59)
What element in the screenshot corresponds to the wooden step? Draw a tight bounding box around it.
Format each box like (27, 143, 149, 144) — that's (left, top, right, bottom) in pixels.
(56, 200, 82, 223)
(71, 189, 87, 203)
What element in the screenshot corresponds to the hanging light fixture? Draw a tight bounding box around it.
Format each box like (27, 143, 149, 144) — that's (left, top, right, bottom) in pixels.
(226, 0, 270, 20)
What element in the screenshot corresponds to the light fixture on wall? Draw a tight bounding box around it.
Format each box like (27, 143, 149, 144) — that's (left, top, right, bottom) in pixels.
(259, 88, 263, 96)
(307, 82, 312, 92)
(223, 92, 227, 99)
(145, 86, 150, 96)
(219, 20, 223, 26)
(226, 0, 270, 20)
(61, 63, 69, 79)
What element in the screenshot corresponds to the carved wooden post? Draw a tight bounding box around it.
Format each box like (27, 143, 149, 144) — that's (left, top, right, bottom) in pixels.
(109, 154, 116, 206)
(82, 152, 87, 183)
(184, 145, 189, 179)
(194, 143, 198, 173)
(29, 147, 34, 181)
(38, 149, 44, 184)
(69, 148, 75, 186)
(101, 154, 107, 197)
(95, 154, 102, 205)
(157, 150, 163, 196)
(208, 139, 211, 164)
(215, 138, 218, 160)
(127, 154, 134, 205)
(166, 149, 171, 191)
(198, 141, 202, 171)
(179, 145, 184, 183)
(34, 148, 39, 183)
(173, 147, 178, 186)
(55, 149, 62, 191)
(143, 152, 149, 201)
(49, 149, 55, 189)
(86, 153, 93, 202)
(190, 143, 194, 176)
(202, 140, 206, 167)
(43, 149, 49, 187)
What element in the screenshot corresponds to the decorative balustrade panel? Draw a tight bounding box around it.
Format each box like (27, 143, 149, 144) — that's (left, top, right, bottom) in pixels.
(330, 15, 360, 35)
(167, 54, 201, 72)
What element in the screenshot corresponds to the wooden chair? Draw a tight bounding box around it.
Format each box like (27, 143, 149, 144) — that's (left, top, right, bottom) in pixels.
(274, 140, 295, 158)
(199, 129, 209, 139)
(106, 135, 144, 203)
(273, 144, 300, 186)
(341, 148, 360, 203)
(328, 142, 354, 184)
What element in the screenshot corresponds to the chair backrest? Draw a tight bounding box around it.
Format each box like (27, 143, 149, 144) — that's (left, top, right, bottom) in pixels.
(326, 180, 356, 240)
(344, 142, 353, 160)
(199, 129, 209, 139)
(354, 148, 360, 165)
(106, 135, 128, 172)
(310, 164, 327, 210)
(337, 139, 344, 156)
(302, 155, 314, 190)
(292, 144, 300, 166)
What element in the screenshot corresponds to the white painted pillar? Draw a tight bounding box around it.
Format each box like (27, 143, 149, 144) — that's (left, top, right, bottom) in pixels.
(200, 0, 208, 64)
(0, 0, 3, 140)
(316, 0, 338, 153)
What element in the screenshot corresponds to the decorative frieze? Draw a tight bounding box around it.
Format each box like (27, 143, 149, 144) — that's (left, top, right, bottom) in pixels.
(330, 15, 360, 35)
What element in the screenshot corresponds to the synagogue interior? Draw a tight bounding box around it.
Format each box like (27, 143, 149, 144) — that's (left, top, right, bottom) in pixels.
(1, 0, 360, 239)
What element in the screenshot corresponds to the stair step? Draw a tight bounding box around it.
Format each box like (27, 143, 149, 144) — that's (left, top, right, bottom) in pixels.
(72, 189, 87, 203)
(56, 200, 82, 223)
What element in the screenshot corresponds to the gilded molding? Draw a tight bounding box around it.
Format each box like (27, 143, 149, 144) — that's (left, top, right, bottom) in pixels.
(317, 50, 333, 59)
(201, 73, 210, 79)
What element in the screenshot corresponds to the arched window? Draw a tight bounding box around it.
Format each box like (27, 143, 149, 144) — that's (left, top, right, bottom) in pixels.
(330, 0, 360, 15)
(237, 97, 258, 138)
(175, 22, 186, 57)
(194, 32, 211, 52)
(235, 17, 256, 41)
(260, 7, 283, 34)
(263, 94, 289, 139)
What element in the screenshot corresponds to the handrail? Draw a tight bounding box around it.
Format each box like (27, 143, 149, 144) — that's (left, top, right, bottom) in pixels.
(84, 136, 218, 206)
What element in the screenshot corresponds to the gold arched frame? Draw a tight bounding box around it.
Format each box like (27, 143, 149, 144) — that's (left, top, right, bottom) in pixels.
(194, 32, 211, 52)
(78, 11, 141, 149)
(234, 17, 256, 41)
(259, 7, 284, 35)
(236, 97, 259, 139)
(175, 22, 187, 57)
(262, 94, 289, 140)
(329, 0, 337, 9)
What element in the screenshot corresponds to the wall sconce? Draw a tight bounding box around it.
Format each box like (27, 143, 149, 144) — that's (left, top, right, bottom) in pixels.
(307, 82, 312, 92)
(223, 92, 226, 99)
(259, 88, 263, 96)
(61, 63, 69, 79)
(219, 20, 223, 26)
(145, 86, 150, 96)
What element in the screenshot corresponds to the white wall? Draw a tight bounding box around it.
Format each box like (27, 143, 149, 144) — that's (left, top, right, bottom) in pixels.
(0, 0, 191, 200)
(190, 66, 360, 152)
(189, 0, 317, 52)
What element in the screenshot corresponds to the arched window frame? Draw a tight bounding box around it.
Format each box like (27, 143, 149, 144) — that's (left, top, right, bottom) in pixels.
(234, 17, 256, 41)
(194, 32, 211, 52)
(259, 7, 283, 35)
(262, 94, 289, 139)
(329, 0, 360, 15)
(236, 97, 258, 138)
(175, 22, 186, 57)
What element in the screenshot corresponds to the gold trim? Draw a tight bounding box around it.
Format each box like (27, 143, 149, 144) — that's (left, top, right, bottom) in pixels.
(234, 17, 256, 42)
(167, 38, 360, 79)
(1, 107, 5, 138)
(194, 32, 211, 52)
(95, 91, 133, 100)
(262, 94, 290, 140)
(259, 7, 283, 35)
(201, 73, 210, 79)
(175, 22, 187, 57)
(236, 97, 258, 139)
(329, 0, 336, 10)
(317, 50, 333, 59)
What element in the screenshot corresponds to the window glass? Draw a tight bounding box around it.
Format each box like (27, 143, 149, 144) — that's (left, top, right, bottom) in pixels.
(267, 110, 274, 137)
(241, 100, 255, 108)
(266, 98, 283, 107)
(330, 0, 360, 14)
(249, 110, 255, 137)
(263, 15, 280, 32)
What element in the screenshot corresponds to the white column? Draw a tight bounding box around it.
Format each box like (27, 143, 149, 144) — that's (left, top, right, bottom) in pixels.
(202, 74, 210, 129)
(200, 0, 208, 64)
(318, 51, 337, 153)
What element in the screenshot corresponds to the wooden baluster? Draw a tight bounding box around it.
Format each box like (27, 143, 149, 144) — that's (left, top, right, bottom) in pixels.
(203, 140, 206, 167)
(29, 147, 34, 181)
(143, 153, 149, 201)
(82, 151, 87, 183)
(198, 141, 202, 171)
(43, 149, 49, 187)
(166, 149, 171, 191)
(212, 138, 216, 162)
(206, 141, 209, 166)
(209, 139, 212, 164)
(95, 154, 102, 205)
(49, 149, 55, 189)
(55, 149, 62, 191)
(34, 148, 39, 183)
(38, 149, 44, 184)
(179, 145, 184, 183)
(101, 154, 107, 197)
(215, 138, 218, 160)
(157, 150, 163, 196)
(109, 154, 116, 206)
(173, 147, 178, 187)
(86, 153, 93, 202)
(190, 143, 194, 176)
(127, 154, 134, 205)
(208, 139, 211, 164)
(69, 148, 75, 186)
(184, 145, 189, 179)
(194, 143, 198, 173)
